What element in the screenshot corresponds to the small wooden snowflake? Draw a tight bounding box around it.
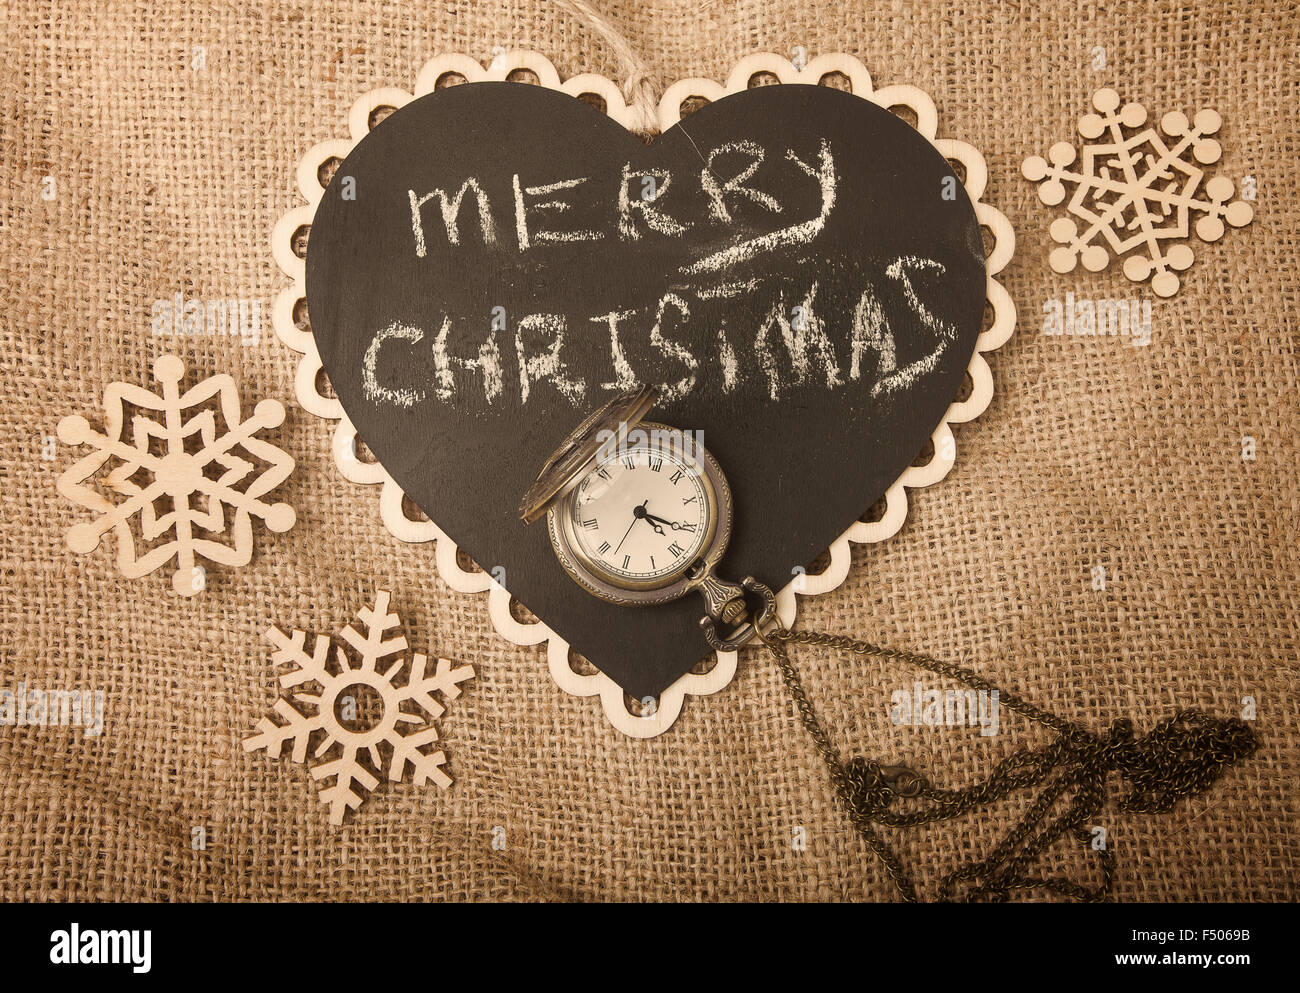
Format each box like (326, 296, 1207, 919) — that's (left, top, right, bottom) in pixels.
(56, 354, 296, 595)
(244, 591, 475, 824)
(1023, 88, 1254, 297)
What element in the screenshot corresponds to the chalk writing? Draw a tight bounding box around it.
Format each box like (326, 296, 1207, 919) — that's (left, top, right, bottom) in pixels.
(408, 178, 495, 255)
(684, 140, 835, 276)
(364, 321, 426, 408)
(374, 137, 956, 409)
(407, 137, 832, 261)
(363, 256, 951, 409)
(702, 140, 783, 223)
(512, 176, 602, 249)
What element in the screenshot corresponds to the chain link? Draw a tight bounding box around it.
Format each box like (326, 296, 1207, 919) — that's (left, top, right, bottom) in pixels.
(752, 605, 1259, 902)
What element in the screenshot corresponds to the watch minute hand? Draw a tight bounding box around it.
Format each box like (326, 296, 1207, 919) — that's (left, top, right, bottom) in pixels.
(644, 511, 685, 530)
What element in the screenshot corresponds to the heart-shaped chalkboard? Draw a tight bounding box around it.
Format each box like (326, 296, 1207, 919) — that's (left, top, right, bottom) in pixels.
(306, 81, 985, 699)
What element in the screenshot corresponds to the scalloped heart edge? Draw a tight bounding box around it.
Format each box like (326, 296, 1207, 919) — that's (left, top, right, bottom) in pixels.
(271, 50, 1016, 739)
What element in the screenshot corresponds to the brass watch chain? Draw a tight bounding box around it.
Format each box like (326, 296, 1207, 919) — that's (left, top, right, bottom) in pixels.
(737, 584, 1259, 903)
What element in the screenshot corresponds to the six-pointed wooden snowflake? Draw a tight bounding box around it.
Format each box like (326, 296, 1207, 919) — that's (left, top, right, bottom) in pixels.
(244, 591, 475, 824)
(1023, 88, 1254, 297)
(56, 354, 296, 595)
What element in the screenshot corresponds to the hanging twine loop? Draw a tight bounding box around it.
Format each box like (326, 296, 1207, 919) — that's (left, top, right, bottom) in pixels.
(553, 0, 661, 137)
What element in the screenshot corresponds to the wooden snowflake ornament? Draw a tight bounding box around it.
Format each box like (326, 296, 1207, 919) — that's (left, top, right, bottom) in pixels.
(244, 591, 475, 825)
(1023, 88, 1253, 297)
(56, 354, 296, 595)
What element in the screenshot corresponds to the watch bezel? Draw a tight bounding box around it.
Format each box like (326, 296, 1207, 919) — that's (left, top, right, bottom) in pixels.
(546, 422, 733, 606)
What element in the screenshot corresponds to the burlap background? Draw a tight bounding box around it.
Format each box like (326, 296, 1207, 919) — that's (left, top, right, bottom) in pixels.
(1, 0, 1295, 901)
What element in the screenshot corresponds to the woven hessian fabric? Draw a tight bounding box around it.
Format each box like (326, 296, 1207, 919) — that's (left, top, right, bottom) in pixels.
(1, 0, 1296, 900)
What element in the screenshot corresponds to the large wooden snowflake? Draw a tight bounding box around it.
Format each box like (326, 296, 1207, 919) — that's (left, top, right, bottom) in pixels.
(244, 591, 475, 824)
(1023, 87, 1253, 297)
(56, 354, 296, 595)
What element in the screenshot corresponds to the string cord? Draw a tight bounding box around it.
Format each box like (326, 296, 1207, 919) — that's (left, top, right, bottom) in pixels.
(553, 0, 660, 135)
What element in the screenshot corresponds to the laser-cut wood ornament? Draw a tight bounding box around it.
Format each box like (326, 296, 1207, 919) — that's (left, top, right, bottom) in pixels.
(1023, 87, 1254, 297)
(56, 354, 296, 595)
(244, 590, 475, 825)
(271, 51, 1015, 737)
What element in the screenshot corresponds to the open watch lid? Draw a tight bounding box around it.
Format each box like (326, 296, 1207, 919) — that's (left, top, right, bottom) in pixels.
(517, 385, 657, 525)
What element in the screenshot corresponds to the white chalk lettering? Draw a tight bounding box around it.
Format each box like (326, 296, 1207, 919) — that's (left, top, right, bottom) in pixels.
(753, 296, 787, 401)
(364, 321, 427, 408)
(374, 130, 971, 413)
(849, 288, 896, 382)
(618, 164, 688, 239)
(516, 313, 586, 404)
(513, 175, 602, 249)
(695, 279, 760, 300)
(701, 140, 782, 223)
(776, 282, 841, 389)
(873, 256, 955, 397)
(407, 139, 838, 263)
(716, 323, 740, 393)
(648, 293, 698, 402)
(434, 320, 504, 403)
(361, 252, 956, 411)
(683, 139, 836, 276)
(592, 309, 640, 391)
(408, 179, 496, 256)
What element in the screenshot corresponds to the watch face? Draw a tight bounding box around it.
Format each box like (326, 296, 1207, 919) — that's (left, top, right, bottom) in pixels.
(565, 432, 715, 588)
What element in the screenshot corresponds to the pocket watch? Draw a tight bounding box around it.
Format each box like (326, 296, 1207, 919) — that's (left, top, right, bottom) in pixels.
(519, 386, 775, 651)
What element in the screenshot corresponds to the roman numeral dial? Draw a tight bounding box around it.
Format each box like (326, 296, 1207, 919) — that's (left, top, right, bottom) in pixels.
(567, 436, 713, 585)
